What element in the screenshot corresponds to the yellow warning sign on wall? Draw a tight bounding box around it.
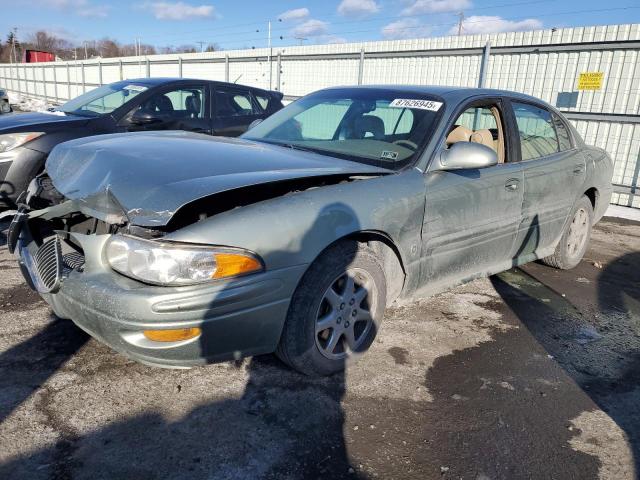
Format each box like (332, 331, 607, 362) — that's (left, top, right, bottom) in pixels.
(577, 72, 604, 90)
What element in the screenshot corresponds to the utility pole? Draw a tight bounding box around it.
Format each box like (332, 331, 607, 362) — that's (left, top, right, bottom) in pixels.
(196, 41, 205, 52)
(456, 12, 465, 36)
(268, 20, 272, 90)
(10, 28, 17, 64)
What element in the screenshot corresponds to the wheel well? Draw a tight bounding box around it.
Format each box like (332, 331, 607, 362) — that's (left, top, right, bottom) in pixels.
(584, 187, 598, 210)
(345, 231, 406, 304)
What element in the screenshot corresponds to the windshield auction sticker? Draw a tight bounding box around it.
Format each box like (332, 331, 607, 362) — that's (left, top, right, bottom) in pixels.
(123, 84, 148, 92)
(389, 99, 443, 111)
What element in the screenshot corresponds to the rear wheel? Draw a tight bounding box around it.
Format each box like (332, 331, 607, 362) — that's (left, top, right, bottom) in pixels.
(541, 195, 593, 270)
(276, 241, 386, 376)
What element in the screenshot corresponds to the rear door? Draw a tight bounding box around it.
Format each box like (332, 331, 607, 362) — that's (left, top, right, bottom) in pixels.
(213, 87, 266, 137)
(420, 99, 524, 290)
(508, 100, 586, 260)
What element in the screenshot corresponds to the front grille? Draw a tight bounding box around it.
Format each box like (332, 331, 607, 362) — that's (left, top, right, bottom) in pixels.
(62, 251, 85, 272)
(33, 236, 63, 293)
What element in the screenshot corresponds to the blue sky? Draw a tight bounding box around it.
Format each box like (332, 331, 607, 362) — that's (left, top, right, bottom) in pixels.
(1, 0, 639, 50)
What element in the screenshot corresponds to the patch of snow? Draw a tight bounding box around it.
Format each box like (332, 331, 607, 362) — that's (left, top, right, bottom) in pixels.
(605, 205, 640, 222)
(7, 92, 55, 113)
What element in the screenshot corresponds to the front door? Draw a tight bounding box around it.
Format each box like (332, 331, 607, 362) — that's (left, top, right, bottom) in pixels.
(420, 101, 524, 291)
(124, 84, 211, 134)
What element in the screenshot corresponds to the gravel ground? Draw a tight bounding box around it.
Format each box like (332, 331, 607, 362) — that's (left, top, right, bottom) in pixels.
(0, 217, 638, 480)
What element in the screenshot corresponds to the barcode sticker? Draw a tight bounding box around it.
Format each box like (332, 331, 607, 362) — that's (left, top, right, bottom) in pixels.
(389, 99, 443, 111)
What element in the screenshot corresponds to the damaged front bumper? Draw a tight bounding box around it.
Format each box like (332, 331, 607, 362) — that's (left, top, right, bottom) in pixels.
(9, 205, 305, 368)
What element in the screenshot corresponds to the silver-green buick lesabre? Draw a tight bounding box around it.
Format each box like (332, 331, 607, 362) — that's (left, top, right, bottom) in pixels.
(8, 86, 613, 375)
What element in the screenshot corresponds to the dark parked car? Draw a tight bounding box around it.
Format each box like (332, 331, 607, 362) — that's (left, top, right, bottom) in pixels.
(0, 78, 283, 208)
(9, 86, 613, 375)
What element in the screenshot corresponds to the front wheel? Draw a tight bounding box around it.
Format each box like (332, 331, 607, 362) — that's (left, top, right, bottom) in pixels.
(541, 195, 593, 270)
(276, 241, 387, 376)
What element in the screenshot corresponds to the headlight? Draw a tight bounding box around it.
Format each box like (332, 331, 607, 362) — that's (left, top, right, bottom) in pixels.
(0, 132, 44, 153)
(105, 235, 263, 286)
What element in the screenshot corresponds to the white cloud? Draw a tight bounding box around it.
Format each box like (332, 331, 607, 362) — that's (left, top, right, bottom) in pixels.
(278, 8, 310, 22)
(382, 18, 430, 39)
(337, 0, 380, 18)
(324, 35, 347, 44)
(292, 19, 329, 37)
(449, 15, 542, 35)
(142, 2, 216, 20)
(401, 0, 471, 15)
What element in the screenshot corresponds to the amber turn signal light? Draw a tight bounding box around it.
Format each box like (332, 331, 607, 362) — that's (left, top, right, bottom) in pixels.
(143, 327, 201, 342)
(212, 253, 262, 279)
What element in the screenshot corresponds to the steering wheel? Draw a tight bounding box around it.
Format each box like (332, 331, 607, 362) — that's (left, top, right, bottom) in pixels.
(393, 139, 418, 150)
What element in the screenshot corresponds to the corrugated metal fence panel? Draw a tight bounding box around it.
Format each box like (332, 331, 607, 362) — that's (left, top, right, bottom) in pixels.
(281, 59, 360, 96)
(1, 23, 639, 207)
(572, 119, 640, 208)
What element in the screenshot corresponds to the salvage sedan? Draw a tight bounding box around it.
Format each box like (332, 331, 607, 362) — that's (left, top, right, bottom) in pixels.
(0, 78, 283, 208)
(9, 86, 613, 375)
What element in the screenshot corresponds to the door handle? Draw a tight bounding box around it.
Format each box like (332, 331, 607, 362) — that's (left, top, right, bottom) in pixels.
(573, 164, 585, 175)
(505, 179, 519, 191)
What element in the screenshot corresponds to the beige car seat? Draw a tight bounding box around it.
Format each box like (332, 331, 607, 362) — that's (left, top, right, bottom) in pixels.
(470, 129, 495, 151)
(446, 125, 472, 145)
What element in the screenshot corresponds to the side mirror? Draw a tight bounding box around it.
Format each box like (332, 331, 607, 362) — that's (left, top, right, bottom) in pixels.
(247, 118, 263, 130)
(435, 142, 498, 171)
(130, 109, 163, 126)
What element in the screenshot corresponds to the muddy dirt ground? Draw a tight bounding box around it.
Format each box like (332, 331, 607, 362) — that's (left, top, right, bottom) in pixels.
(0, 217, 638, 480)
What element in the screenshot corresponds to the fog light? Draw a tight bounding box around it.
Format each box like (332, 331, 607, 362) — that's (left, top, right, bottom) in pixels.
(143, 327, 201, 342)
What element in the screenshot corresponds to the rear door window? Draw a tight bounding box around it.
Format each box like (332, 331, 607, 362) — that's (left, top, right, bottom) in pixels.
(512, 102, 559, 161)
(216, 89, 259, 117)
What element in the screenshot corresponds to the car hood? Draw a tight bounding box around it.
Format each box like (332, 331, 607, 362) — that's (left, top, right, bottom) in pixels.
(0, 111, 89, 131)
(46, 131, 392, 227)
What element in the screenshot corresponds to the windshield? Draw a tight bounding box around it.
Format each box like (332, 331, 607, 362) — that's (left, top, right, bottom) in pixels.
(242, 88, 444, 169)
(57, 82, 149, 117)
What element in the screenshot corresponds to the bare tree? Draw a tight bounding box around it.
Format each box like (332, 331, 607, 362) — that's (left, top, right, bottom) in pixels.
(97, 38, 120, 58)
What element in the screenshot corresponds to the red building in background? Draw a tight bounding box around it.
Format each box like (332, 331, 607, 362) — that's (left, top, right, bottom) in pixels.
(22, 50, 55, 63)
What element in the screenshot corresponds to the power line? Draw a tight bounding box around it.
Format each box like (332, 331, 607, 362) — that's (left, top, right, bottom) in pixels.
(196, 5, 640, 49)
(131, 0, 559, 43)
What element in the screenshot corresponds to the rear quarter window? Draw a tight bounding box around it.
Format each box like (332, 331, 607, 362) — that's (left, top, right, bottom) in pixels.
(553, 113, 573, 151)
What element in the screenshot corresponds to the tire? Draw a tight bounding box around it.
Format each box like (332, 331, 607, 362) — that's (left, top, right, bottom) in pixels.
(276, 241, 387, 376)
(541, 195, 593, 270)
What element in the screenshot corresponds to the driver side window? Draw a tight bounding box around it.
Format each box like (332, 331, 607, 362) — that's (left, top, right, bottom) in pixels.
(133, 86, 206, 120)
(446, 105, 506, 163)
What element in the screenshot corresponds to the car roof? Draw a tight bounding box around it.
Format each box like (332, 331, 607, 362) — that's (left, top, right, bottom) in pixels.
(118, 77, 272, 93)
(322, 84, 550, 106)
